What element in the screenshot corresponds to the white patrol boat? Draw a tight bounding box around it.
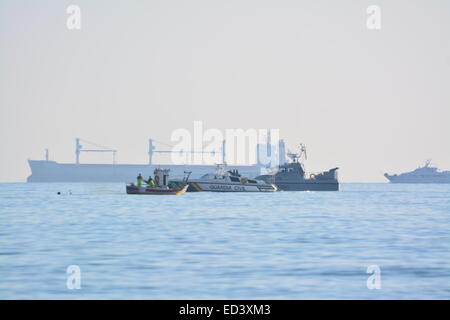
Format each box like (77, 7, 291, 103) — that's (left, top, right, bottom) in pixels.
(187, 165, 277, 192)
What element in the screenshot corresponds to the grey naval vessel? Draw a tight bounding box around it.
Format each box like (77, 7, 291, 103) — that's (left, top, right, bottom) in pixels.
(384, 160, 450, 184)
(256, 144, 339, 191)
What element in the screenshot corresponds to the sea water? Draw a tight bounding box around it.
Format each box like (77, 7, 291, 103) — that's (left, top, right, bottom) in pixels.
(0, 183, 449, 299)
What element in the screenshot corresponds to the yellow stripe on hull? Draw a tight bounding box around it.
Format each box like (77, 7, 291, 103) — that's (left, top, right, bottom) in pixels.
(190, 182, 203, 192)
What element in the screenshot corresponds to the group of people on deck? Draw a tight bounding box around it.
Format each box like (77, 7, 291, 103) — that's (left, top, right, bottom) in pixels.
(136, 173, 155, 188)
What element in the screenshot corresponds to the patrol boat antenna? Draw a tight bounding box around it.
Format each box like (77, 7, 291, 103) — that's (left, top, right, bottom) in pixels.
(287, 144, 307, 163)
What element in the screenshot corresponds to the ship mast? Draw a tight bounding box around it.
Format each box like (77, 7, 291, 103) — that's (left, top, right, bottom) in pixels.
(287, 144, 307, 163)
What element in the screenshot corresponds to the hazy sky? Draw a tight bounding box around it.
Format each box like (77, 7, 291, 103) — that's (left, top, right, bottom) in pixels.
(1, 0, 449, 182)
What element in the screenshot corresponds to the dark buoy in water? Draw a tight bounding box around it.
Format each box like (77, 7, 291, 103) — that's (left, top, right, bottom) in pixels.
(57, 192, 61, 195)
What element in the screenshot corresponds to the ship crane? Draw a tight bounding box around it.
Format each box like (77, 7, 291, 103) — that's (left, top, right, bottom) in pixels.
(75, 138, 117, 165)
(148, 138, 226, 165)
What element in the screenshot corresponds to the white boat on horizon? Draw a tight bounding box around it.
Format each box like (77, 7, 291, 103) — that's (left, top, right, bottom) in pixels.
(384, 160, 450, 184)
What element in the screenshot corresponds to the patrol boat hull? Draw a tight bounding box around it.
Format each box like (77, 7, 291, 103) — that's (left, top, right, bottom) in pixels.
(188, 181, 277, 192)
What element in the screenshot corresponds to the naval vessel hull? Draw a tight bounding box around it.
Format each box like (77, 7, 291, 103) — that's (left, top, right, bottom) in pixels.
(273, 181, 339, 191)
(256, 165, 339, 191)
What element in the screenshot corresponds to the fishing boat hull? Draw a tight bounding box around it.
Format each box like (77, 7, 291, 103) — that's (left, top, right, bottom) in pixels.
(126, 184, 188, 195)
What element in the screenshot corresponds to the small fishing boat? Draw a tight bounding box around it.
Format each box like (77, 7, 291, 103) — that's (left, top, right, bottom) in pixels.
(126, 169, 190, 195)
(187, 165, 277, 192)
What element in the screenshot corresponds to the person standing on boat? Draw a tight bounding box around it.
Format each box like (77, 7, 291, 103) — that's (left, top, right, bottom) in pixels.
(136, 173, 143, 187)
(147, 176, 155, 186)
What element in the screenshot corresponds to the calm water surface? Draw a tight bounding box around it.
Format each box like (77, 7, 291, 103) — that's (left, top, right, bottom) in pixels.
(0, 183, 449, 299)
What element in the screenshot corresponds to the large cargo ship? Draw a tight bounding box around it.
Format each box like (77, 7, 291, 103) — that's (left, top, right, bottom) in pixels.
(27, 138, 262, 182)
(384, 160, 450, 184)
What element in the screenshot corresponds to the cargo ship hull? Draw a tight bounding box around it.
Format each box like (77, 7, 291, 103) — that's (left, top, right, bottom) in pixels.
(26, 160, 262, 183)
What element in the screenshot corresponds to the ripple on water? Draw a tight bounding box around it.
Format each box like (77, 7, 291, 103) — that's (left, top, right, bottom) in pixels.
(0, 183, 449, 299)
